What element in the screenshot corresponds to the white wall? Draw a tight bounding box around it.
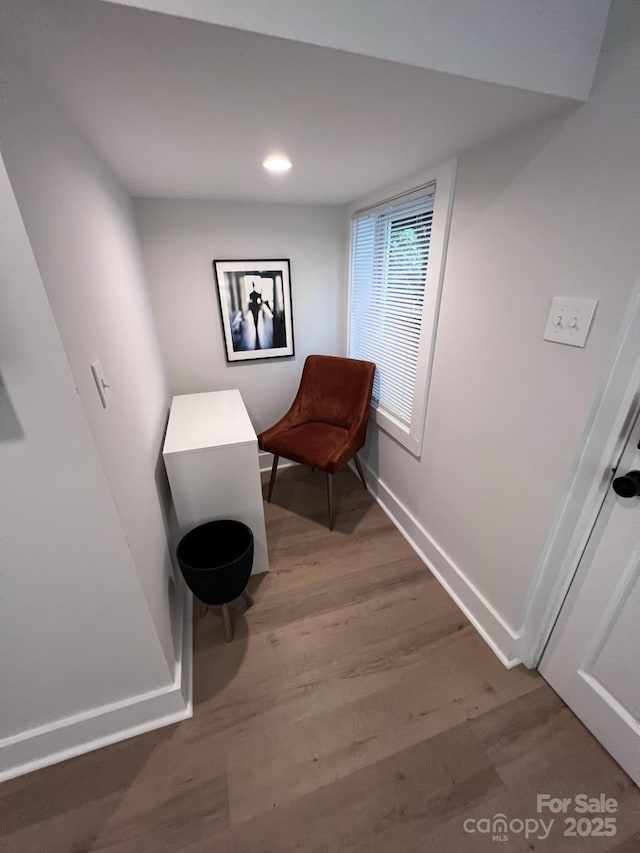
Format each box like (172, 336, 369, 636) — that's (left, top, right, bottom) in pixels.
(105, 0, 610, 101)
(0, 50, 179, 671)
(134, 199, 345, 437)
(0, 155, 175, 771)
(356, 0, 640, 665)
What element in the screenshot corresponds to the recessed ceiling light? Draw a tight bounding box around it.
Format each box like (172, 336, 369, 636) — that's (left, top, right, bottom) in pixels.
(263, 155, 292, 173)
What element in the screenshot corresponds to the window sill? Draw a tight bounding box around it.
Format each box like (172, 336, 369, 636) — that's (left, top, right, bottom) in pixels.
(370, 404, 423, 457)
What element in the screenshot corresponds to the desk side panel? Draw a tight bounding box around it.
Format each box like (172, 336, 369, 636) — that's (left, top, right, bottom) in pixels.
(164, 442, 268, 575)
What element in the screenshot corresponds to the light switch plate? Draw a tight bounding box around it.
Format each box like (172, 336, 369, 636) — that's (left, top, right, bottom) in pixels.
(543, 297, 597, 348)
(90, 359, 110, 408)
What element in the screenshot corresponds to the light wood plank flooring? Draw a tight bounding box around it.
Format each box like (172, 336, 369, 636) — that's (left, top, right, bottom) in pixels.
(2, 466, 639, 852)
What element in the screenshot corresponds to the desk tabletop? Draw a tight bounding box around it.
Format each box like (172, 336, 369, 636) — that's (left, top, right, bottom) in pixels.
(163, 390, 257, 455)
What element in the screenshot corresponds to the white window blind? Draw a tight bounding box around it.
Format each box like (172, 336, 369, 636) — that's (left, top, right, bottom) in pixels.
(349, 187, 435, 427)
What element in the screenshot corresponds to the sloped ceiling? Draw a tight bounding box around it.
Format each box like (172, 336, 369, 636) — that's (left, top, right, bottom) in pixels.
(2, 0, 589, 203)
(103, 0, 612, 100)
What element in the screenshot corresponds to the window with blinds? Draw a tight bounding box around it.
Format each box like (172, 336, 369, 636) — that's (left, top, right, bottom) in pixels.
(349, 187, 435, 429)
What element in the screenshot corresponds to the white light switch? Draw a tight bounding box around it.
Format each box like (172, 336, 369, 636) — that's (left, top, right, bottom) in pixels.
(543, 297, 597, 348)
(91, 359, 110, 408)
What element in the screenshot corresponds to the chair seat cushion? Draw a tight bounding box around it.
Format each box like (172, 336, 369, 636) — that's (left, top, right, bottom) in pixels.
(259, 421, 351, 474)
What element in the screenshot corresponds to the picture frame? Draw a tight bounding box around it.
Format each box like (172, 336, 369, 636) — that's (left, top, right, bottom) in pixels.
(213, 259, 295, 362)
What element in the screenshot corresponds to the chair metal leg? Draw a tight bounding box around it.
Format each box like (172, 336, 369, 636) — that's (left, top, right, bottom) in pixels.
(267, 454, 279, 502)
(222, 603, 233, 643)
(326, 472, 334, 530)
(354, 454, 367, 491)
(242, 589, 254, 608)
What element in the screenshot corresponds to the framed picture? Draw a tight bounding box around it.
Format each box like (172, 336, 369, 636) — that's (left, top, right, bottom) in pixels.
(213, 259, 295, 362)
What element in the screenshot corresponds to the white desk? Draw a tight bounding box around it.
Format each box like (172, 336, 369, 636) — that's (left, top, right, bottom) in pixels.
(163, 390, 268, 575)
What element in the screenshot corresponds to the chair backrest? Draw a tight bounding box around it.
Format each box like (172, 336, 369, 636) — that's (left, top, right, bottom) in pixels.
(293, 355, 375, 439)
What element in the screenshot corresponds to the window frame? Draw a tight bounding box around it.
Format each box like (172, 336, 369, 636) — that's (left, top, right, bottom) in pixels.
(347, 157, 457, 457)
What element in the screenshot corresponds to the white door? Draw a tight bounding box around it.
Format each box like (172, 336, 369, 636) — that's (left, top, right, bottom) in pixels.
(540, 409, 640, 785)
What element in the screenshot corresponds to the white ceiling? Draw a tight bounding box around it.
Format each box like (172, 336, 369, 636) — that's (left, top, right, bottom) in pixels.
(2, 0, 576, 204)
(106, 0, 612, 100)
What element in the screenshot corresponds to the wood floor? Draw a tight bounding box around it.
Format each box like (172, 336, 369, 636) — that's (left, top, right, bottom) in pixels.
(2, 466, 639, 852)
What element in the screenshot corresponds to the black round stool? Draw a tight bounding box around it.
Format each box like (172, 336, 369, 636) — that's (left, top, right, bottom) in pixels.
(176, 519, 254, 642)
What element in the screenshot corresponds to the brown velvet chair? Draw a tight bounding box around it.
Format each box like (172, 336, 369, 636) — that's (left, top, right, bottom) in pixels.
(258, 355, 376, 530)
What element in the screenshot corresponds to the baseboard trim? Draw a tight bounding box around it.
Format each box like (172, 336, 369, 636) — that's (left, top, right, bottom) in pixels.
(353, 459, 522, 669)
(259, 450, 299, 474)
(0, 585, 193, 783)
(177, 581, 194, 713)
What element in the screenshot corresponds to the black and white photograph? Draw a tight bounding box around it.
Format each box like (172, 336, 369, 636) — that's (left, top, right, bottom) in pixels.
(213, 259, 294, 362)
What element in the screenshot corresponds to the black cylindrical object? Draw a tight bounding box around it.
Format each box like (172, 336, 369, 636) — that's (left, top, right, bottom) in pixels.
(176, 519, 254, 605)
